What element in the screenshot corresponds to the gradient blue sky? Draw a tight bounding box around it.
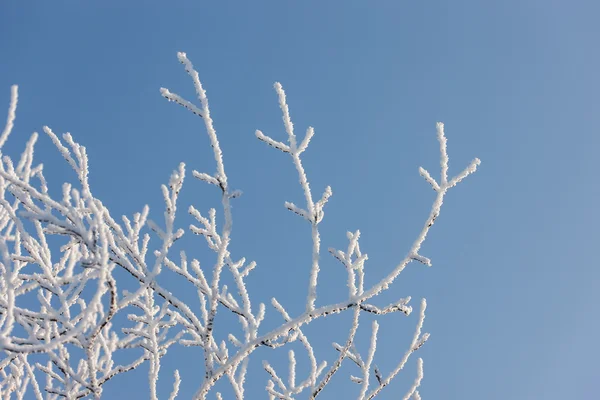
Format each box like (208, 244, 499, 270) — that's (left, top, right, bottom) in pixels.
(1, 1, 599, 399)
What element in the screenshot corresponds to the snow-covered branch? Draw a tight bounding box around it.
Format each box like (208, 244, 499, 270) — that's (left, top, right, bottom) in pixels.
(0, 52, 480, 399)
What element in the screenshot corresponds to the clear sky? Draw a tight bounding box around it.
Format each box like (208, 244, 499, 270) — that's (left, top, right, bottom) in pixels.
(1, 1, 599, 399)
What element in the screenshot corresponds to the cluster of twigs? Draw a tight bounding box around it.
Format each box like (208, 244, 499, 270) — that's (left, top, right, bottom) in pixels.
(0, 52, 479, 399)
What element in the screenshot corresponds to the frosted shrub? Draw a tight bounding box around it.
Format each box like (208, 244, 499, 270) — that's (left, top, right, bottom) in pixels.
(0, 53, 480, 399)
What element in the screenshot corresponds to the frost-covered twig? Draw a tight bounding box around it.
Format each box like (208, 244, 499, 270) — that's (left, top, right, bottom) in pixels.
(162, 52, 266, 397)
(0, 85, 18, 149)
(256, 83, 331, 313)
(365, 299, 429, 400)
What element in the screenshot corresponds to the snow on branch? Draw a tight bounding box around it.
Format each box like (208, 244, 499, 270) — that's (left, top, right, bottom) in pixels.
(0, 85, 18, 149)
(0, 52, 480, 399)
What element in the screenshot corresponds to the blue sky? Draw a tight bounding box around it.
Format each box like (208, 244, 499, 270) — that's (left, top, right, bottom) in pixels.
(1, 1, 599, 399)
